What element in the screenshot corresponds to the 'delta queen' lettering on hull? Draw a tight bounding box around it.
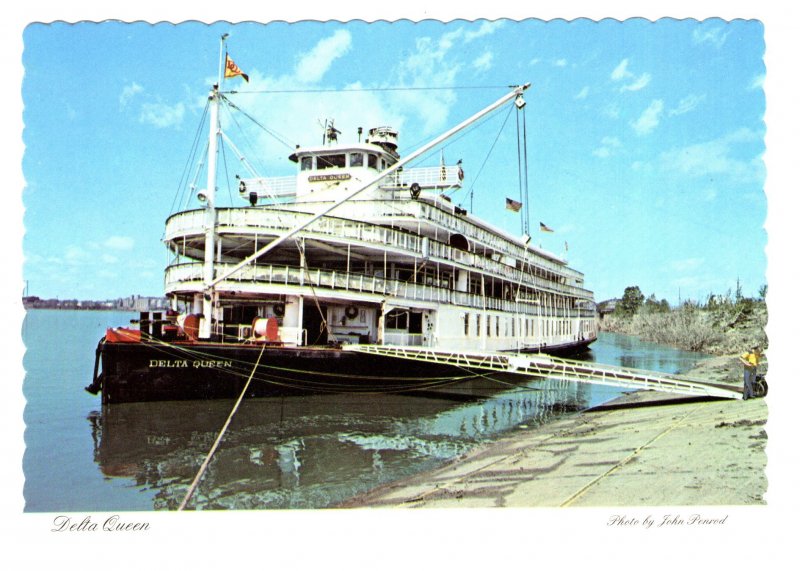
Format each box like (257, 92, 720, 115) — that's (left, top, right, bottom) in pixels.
(148, 359, 233, 369)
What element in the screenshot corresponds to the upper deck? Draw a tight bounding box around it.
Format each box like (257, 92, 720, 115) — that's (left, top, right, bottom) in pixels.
(169, 114, 594, 309)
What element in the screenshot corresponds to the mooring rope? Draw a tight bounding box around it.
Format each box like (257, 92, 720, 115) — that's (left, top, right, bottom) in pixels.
(177, 343, 266, 511)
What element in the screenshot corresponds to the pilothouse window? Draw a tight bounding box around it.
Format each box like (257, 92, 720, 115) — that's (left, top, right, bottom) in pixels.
(318, 154, 346, 169)
(301, 156, 313, 171)
(368, 153, 378, 169)
(349, 152, 363, 167)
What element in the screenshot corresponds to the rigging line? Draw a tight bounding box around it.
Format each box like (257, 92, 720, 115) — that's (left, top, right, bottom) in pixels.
(220, 101, 270, 178)
(220, 93, 295, 150)
(170, 99, 211, 215)
(401, 103, 511, 166)
(220, 136, 234, 207)
(515, 108, 524, 236)
(139, 334, 464, 383)
(177, 343, 266, 511)
(521, 104, 531, 236)
(292, 237, 332, 343)
(460, 104, 515, 209)
(222, 85, 511, 95)
(183, 140, 211, 211)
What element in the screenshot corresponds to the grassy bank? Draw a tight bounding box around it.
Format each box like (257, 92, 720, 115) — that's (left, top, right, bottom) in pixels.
(600, 299, 767, 356)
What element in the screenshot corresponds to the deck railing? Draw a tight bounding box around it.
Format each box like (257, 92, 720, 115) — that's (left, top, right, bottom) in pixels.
(165, 208, 593, 299)
(383, 332, 425, 346)
(165, 261, 596, 319)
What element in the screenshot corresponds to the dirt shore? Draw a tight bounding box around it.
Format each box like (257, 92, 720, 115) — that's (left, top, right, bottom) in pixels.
(341, 354, 767, 508)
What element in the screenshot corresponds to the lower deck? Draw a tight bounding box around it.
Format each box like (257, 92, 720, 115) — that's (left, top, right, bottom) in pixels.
(159, 294, 598, 355)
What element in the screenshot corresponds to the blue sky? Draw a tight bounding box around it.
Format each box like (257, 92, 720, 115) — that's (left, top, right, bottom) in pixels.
(22, 18, 766, 305)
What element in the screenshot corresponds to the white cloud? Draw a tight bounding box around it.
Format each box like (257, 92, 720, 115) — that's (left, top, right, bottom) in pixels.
(294, 29, 352, 84)
(603, 104, 621, 119)
(104, 236, 135, 251)
(630, 160, 653, 174)
(216, 24, 506, 173)
(119, 82, 143, 108)
(592, 136, 621, 158)
(472, 51, 494, 73)
(620, 72, 651, 93)
(574, 86, 589, 100)
(658, 128, 764, 183)
(553, 58, 568, 68)
(612, 59, 651, 93)
(692, 27, 731, 49)
(64, 245, 89, 264)
(749, 74, 765, 91)
(669, 94, 706, 116)
(631, 100, 664, 135)
(611, 59, 633, 81)
(464, 20, 504, 41)
(139, 101, 185, 129)
(529, 57, 541, 66)
(439, 21, 503, 50)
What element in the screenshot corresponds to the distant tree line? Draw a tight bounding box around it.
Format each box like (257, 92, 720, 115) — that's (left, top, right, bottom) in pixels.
(614, 279, 766, 322)
(615, 286, 669, 317)
(606, 280, 767, 354)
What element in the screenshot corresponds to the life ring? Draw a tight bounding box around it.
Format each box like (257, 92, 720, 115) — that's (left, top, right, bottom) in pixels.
(273, 303, 285, 317)
(345, 305, 359, 320)
(239, 180, 247, 193)
(410, 182, 421, 199)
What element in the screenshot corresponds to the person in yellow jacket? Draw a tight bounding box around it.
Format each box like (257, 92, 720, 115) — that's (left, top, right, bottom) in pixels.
(739, 346, 762, 400)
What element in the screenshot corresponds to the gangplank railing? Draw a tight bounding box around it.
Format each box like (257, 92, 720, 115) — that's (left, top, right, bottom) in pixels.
(342, 345, 743, 400)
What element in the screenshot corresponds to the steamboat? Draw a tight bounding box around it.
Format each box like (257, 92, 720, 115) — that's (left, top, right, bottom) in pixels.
(88, 38, 598, 404)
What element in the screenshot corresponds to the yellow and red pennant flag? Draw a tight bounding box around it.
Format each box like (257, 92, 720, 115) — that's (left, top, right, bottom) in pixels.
(539, 221, 555, 233)
(225, 54, 249, 82)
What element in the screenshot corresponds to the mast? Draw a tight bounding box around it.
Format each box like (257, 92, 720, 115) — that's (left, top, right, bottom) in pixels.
(199, 33, 227, 339)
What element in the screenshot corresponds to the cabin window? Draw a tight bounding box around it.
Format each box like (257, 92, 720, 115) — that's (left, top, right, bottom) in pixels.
(318, 154, 346, 169)
(349, 152, 364, 167)
(464, 313, 470, 336)
(301, 156, 313, 171)
(368, 153, 378, 169)
(385, 309, 408, 330)
(486, 316, 491, 337)
(449, 234, 470, 252)
(476, 314, 481, 336)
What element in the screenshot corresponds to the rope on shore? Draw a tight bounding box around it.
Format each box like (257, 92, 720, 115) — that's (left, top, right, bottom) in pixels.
(178, 344, 266, 511)
(558, 402, 705, 507)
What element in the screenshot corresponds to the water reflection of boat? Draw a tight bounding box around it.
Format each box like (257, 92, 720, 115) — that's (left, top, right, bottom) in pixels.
(88, 378, 591, 509)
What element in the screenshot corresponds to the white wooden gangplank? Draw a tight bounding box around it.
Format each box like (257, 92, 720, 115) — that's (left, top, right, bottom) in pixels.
(342, 345, 743, 400)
